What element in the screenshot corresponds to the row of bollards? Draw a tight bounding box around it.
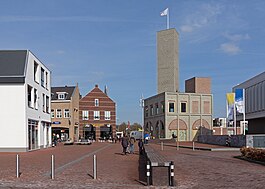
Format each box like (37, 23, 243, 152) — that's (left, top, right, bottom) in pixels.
(16, 154, 97, 180)
(160, 141, 195, 151)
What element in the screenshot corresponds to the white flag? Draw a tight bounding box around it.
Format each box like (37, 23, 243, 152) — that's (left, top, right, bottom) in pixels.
(160, 8, 168, 16)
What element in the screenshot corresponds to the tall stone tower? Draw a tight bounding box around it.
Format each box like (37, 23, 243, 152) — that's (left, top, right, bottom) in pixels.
(157, 28, 179, 94)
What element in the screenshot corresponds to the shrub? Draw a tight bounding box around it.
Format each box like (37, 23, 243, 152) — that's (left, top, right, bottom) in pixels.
(240, 147, 265, 162)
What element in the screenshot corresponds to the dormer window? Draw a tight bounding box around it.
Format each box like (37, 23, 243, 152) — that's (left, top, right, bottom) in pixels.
(58, 94, 65, 99)
(57, 92, 67, 100)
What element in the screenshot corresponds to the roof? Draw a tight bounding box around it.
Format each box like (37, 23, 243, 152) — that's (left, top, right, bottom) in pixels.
(0, 50, 28, 83)
(51, 86, 76, 100)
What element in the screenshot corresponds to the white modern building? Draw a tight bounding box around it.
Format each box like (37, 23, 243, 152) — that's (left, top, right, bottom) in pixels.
(0, 50, 52, 152)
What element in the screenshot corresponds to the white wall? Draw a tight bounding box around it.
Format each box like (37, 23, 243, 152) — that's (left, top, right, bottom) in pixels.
(0, 84, 26, 149)
(25, 51, 51, 148)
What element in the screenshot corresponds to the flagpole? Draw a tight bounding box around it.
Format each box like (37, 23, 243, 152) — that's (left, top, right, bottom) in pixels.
(167, 8, 169, 29)
(243, 89, 246, 135)
(233, 93, 236, 135)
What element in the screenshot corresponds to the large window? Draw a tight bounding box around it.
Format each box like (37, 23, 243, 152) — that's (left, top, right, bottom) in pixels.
(56, 109, 62, 118)
(145, 106, 148, 117)
(28, 119, 38, 150)
(42, 94, 45, 112)
(155, 103, 159, 115)
(105, 111, 111, 120)
(150, 105, 154, 116)
(161, 101, 165, 113)
(41, 67, 45, 87)
(94, 111, 100, 120)
(181, 102, 187, 113)
(34, 89, 38, 109)
(169, 102, 174, 112)
(45, 72, 48, 89)
(64, 109, 70, 118)
(28, 85, 33, 108)
(82, 110, 89, 120)
(34, 61, 39, 83)
(46, 96, 49, 113)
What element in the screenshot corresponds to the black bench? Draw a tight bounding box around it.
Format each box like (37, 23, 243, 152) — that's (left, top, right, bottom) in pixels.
(143, 145, 174, 186)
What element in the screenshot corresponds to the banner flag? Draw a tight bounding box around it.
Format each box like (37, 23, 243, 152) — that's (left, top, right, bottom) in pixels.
(226, 93, 235, 120)
(235, 89, 244, 114)
(160, 8, 168, 16)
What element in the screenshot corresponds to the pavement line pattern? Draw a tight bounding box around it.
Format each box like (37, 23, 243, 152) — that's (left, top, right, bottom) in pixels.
(43, 144, 112, 177)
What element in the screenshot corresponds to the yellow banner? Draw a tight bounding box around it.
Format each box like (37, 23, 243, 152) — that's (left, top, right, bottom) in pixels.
(226, 93, 235, 105)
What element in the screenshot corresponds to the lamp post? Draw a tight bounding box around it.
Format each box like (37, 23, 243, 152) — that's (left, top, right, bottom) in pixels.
(140, 95, 144, 140)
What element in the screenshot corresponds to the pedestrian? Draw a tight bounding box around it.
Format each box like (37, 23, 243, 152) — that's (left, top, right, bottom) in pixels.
(138, 139, 144, 155)
(121, 135, 129, 155)
(129, 137, 136, 154)
(226, 136, 231, 147)
(52, 133, 57, 147)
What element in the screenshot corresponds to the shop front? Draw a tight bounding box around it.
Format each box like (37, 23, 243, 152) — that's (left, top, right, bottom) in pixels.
(100, 124, 112, 140)
(83, 124, 95, 140)
(52, 127, 69, 142)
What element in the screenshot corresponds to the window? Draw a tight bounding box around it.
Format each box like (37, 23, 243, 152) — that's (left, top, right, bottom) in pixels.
(95, 99, 99, 106)
(46, 96, 49, 113)
(94, 111, 100, 120)
(169, 102, 174, 112)
(82, 111, 89, 120)
(28, 85, 33, 108)
(56, 109, 62, 118)
(42, 94, 45, 112)
(58, 93, 65, 100)
(41, 68, 45, 87)
(105, 111, 111, 120)
(34, 89, 38, 109)
(181, 102, 187, 113)
(51, 109, 55, 118)
(155, 103, 159, 115)
(161, 101, 165, 113)
(150, 105, 154, 116)
(34, 61, 39, 83)
(64, 109, 70, 118)
(45, 72, 48, 89)
(145, 106, 148, 117)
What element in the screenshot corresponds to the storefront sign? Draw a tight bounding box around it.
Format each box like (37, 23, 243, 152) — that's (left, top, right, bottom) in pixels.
(52, 121, 61, 124)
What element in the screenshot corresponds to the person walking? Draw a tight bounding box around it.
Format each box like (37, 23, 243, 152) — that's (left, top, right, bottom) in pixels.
(129, 137, 136, 154)
(52, 133, 57, 147)
(121, 135, 129, 155)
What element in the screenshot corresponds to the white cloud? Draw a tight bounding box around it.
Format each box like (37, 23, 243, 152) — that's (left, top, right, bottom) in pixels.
(223, 33, 250, 41)
(180, 3, 222, 33)
(180, 25, 193, 33)
(220, 43, 241, 55)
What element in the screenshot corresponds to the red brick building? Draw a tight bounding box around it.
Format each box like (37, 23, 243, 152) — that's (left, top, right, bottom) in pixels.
(79, 85, 116, 140)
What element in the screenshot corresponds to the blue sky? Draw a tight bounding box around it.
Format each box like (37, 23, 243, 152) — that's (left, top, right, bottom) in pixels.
(1, 0, 265, 124)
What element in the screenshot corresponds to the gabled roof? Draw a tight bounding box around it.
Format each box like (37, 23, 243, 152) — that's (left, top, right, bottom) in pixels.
(0, 50, 28, 83)
(51, 86, 76, 100)
(80, 84, 115, 103)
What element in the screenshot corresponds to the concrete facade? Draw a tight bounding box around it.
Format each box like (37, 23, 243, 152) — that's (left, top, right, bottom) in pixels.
(144, 92, 213, 141)
(233, 71, 265, 134)
(0, 50, 51, 152)
(157, 29, 179, 93)
(51, 85, 80, 142)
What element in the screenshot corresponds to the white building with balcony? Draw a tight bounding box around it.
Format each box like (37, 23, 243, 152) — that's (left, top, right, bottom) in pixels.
(0, 50, 52, 152)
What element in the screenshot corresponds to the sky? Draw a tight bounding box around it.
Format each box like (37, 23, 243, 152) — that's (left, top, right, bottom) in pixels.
(1, 0, 265, 124)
